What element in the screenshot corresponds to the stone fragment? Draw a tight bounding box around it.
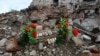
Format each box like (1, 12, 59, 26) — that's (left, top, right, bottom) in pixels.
(0, 34, 4, 38)
(72, 36, 83, 47)
(68, 18, 73, 25)
(5, 36, 19, 52)
(3, 52, 12, 56)
(7, 27, 11, 30)
(52, 30, 57, 33)
(43, 46, 47, 51)
(52, 48, 56, 54)
(30, 50, 37, 56)
(24, 50, 29, 56)
(81, 50, 92, 56)
(2, 19, 8, 24)
(44, 31, 48, 36)
(16, 51, 23, 56)
(43, 39, 48, 44)
(39, 42, 43, 50)
(88, 45, 99, 54)
(48, 30, 53, 35)
(0, 17, 3, 22)
(38, 33, 43, 37)
(0, 38, 7, 47)
(5, 31, 11, 35)
(92, 53, 100, 56)
(36, 25, 43, 30)
(47, 37, 56, 44)
(6, 35, 11, 38)
(82, 45, 100, 56)
(96, 35, 100, 43)
(81, 34, 91, 40)
(48, 51, 52, 56)
(0, 29, 5, 34)
(11, 32, 17, 36)
(0, 50, 4, 54)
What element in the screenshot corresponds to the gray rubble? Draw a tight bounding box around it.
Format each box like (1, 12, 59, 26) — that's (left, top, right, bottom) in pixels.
(0, 0, 100, 56)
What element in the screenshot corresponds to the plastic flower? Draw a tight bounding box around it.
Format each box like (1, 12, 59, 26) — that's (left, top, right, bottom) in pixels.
(64, 22, 68, 26)
(24, 26, 30, 31)
(32, 31, 37, 38)
(72, 28, 79, 36)
(30, 23, 36, 29)
(64, 19, 68, 26)
(57, 24, 61, 28)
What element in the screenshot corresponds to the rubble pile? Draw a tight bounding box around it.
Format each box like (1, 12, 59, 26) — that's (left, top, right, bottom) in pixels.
(0, 1, 100, 56)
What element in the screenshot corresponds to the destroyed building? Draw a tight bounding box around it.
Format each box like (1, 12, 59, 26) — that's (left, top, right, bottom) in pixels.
(0, 0, 100, 56)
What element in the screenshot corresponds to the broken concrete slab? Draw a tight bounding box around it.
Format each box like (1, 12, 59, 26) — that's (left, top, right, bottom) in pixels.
(0, 38, 7, 47)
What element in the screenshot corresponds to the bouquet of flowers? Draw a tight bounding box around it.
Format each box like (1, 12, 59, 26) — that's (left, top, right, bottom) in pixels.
(19, 23, 37, 46)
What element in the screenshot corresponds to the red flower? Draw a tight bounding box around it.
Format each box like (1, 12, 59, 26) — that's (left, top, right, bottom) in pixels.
(30, 23, 36, 29)
(64, 19, 68, 26)
(24, 26, 30, 31)
(64, 22, 68, 26)
(72, 28, 79, 36)
(57, 24, 61, 28)
(32, 31, 37, 38)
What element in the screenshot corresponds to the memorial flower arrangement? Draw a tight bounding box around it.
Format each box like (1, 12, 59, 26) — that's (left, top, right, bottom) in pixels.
(55, 18, 69, 44)
(19, 23, 37, 46)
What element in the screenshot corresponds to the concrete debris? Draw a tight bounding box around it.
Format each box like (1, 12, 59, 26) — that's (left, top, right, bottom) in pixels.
(30, 50, 37, 56)
(11, 31, 17, 36)
(88, 45, 99, 54)
(36, 25, 43, 30)
(0, 38, 7, 47)
(82, 45, 100, 56)
(47, 30, 53, 35)
(81, 34, 91, 40)
(96, 35, 100, 43)
(24, 50, 29, 56)
(0, 29, 5, 34)
(5, 37, 19, 52)
(0, 0, 99, 56)
(0, 19, 8, 24)
(0, 17, 3, 22)
(38, 32, 43, 37)
(81, 50, 92, 56)
(3, 52, 12, 56)
(39, 42, 43, 50)
(0, 50, 4, 54)
(72, 36, 83, 47)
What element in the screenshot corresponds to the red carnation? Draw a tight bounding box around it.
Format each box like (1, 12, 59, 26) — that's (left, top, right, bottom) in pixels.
(31, 23, 36, 29)
(24, 26, 30, 31)
(64, 22, 68, 26)
(64, 19, 68, 26)
(57, 24, 61, 28)
(72, 28, 79, 36)
(32, 31, 37, 38)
